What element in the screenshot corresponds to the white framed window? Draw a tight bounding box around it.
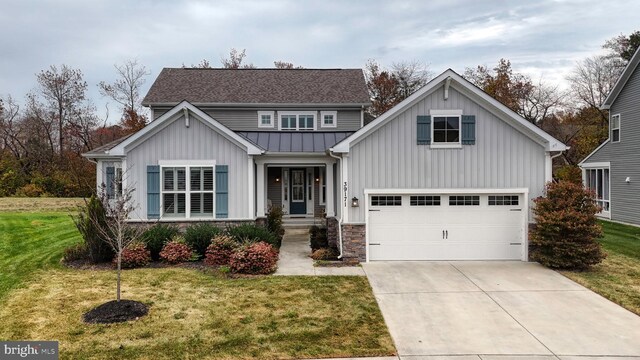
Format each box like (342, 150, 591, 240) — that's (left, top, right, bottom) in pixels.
(320, 111, 337, 128)
(257, 111, 274, 128)
(611, 114, 620, 142)
(278, 112, 316, 131)
(430, 110, 462, 149)
(584, 166, 610, 215)
(160, 162, 215, 219)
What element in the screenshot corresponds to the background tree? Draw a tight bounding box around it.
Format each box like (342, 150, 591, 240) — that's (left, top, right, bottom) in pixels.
(221, 48, 255, 69)
(99, 59, 150, 135)
(364, 60, 431, 117)
(35, 65, 88, 155)
(604, 30, 640, 63)
(274, 61, 303, 69)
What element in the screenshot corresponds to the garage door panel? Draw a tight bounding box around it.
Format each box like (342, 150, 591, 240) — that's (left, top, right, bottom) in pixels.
(368, 193, 525, 261)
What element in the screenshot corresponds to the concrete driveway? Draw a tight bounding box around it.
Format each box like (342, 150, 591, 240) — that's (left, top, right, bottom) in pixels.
(363, 261, 640, 359)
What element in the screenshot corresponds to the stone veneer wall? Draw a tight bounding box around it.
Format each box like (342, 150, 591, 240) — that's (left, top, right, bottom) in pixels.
(326, 217, 339, 248)
(129, 219, 256, 231)
(341, 223, 366, 262)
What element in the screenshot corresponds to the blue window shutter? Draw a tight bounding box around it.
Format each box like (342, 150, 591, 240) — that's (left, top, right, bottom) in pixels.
(147, 165, 160, 219)
(417, 115, 431, 145)
(462, 115, 476, 145)
(106, 166, 115, 198)
(216, 165, 229, 219)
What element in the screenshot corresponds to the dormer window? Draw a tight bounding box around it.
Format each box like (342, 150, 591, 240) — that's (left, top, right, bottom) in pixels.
(258, 111, 274, 128)
(611, 114, 620, 142)
(279, 112, 316, 131)
(321, 111, 337, 128)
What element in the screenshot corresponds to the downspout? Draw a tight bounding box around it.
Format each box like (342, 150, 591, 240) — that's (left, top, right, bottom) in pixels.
(328, 150, 344, 259)
(549, 150, 565, 182)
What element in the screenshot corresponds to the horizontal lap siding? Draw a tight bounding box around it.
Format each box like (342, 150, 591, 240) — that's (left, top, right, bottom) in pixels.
(126, 114, 249, 220)
(609, 64, 640, 225)
(153, 108, 362, 132)
(348, 85, 546, 222)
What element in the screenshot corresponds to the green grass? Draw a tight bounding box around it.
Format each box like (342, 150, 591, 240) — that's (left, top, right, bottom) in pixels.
(562, 220, 640, 316)
(0, 212, 81, 300)
(0, 209, 395, 359)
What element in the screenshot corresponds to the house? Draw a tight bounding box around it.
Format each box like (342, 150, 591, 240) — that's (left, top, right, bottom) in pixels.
(83, 67, 567, 262)
(579, 48, 640, 225)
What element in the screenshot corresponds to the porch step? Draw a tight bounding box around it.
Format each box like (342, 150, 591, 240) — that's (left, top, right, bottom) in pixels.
(282, 217, 323, 228)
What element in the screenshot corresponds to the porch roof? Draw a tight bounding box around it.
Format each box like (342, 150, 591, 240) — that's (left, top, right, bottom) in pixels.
(237, 131, 353, 153)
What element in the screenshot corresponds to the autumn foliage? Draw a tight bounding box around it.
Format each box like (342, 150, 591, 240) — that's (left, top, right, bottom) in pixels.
(229, 242, 278, 275)
(530, 181, 606, 270)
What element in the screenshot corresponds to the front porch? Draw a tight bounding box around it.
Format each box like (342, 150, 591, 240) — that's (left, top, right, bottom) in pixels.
(255, 156, 337, 222)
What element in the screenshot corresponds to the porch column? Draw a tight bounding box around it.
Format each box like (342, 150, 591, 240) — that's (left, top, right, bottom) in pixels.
(326, 162, 335, 217)
(256, 163, 266, 217)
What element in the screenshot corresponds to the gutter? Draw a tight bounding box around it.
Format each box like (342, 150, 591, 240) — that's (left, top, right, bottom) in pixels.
(327, 150, 344, 259)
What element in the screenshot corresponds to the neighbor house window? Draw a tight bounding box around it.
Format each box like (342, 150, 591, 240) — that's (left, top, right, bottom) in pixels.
(257, 111, 274, 128)
(279, 112, 316, 131)
(320, 111, 337, 128)
(611, 114, 620, 142)
(430, 110, 463, 148)
(585, 167, 610, 213)
(162, 165, 215, 218)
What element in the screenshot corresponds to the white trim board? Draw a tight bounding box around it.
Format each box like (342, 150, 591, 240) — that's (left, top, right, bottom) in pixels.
(601, 48, 640, 109)
(331, 69, 567, 153)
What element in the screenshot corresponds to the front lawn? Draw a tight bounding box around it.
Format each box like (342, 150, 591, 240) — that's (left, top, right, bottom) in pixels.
(0, 209, 395, 359)
(562, 220, 640, 316)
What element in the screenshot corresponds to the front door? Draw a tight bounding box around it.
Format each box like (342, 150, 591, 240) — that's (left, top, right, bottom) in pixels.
(289, 168, 306, 215)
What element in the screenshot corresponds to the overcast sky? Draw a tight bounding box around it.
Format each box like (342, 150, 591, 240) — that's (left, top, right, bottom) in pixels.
(0, 0, 637, 122)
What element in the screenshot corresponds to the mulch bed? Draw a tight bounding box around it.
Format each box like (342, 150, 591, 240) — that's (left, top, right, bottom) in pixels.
(83, 300, 149, 324)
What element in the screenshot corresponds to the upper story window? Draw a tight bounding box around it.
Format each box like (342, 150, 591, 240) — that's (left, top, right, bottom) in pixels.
(279, 112, 316, 131)
(320, 111, 337, 128)
(430, 110, 462, 148)
(257, 111, 274, 128)
(611, 114, 620, 142)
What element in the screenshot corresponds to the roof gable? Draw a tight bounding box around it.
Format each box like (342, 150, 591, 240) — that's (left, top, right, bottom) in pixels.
(331, 69, 567, 153)
(601, 48, 640, 109)
(106, 101, 263, 156)
(142, 68, 371, 106)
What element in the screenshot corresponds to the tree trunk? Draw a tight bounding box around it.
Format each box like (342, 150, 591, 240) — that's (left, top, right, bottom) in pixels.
(116, 251, 121, 302)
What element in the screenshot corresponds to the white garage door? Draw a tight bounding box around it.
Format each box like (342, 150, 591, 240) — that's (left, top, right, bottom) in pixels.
(368, 193, 525, 261)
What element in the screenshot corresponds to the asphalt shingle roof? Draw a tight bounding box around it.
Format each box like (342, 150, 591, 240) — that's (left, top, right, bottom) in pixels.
(142, 68, 371, 106)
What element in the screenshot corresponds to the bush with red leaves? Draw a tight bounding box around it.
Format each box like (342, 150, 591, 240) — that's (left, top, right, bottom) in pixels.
(229, 241, 278, 275)
(118, 242, 151, 269)
(204, 235, 239, 266)
(159, 239, 193, 264)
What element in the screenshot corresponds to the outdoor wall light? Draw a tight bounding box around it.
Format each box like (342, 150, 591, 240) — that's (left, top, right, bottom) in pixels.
(351, 197, 359, 207)
(315, 177, 320, 182)
(626, 177, 631, 183)
(275, 177, 280, 182)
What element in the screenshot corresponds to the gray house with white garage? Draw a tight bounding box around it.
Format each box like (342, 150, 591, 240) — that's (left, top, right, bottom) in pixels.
(83, 67, 567, 262)
(580, 48, 640, 225)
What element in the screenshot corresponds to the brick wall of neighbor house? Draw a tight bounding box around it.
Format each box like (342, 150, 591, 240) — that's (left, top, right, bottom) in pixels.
(326, 217, 339, 248)
(341, 224, 366, 262)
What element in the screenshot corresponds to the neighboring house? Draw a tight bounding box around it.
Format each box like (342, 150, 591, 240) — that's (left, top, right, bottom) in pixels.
(83, 67, 567, 262)
(579, 48, 640, 225)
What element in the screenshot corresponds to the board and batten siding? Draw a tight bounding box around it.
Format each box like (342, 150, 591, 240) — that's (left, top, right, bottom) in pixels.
(586, 62, 640, 225)
(126, 114, 250, 220)
(347, 85, 547, 223)
(152, 107, 361, 132)
(267, 167, 282, 210)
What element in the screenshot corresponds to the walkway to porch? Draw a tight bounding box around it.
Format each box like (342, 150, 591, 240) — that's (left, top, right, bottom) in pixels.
(274, 228, 365, 276)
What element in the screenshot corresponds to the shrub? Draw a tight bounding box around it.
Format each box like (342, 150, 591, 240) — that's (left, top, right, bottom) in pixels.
(555, 165, 583, 184)
(229, 242, 278, 275)
(73, 195, 114, 263)
(205, 235, 240, 266)
(14, 183, 47, 197)
(311, 247, 339, 261)
(119, 242, 151, 269)
(267, 206, 285, 239)
(159, 237, 193, 264)
(141, 224, 180, 260)
(309, 226, 328, 250)
(63, 243, 90, 262)
(226, 224, 281, 249)
(530, 181, 606, 270)
(184, 223, 222, 258)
